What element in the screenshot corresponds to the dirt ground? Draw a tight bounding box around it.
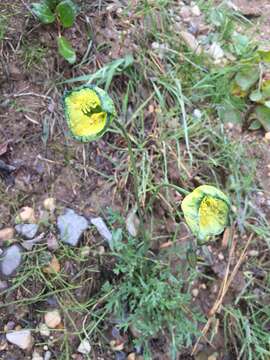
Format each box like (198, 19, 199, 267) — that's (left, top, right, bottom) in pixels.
(0, 0, 270, 359)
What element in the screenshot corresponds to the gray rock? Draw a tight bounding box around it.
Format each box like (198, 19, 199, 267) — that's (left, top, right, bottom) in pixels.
(0, 245, 22, 276)
(6, 329, 33, 350)
(91, 217, 112, 247)
(0, 280, 8, 290)
(21, 233, 45, 251)
(44, 351, 52, 360)
(15, 224, 39, 239)
(57, 209, 88, 246)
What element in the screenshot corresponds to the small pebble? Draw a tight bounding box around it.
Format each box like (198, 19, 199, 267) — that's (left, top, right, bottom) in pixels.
(264, 132, 270, 141)
(191, 4, 201, 16)
(0, 245, 22, 276)
(248, 250, 259, 257)
(115, 351, 126, 360)
(193, 109, 202, 119)
(32, 351, 43, 360)
(17, 207, 36, 223)
(0, 280, 8, 291)
(80, 246, 91, 257)
(4, 321, 15, 332)
(180, 6, 191, 19)
(39, 323, 50, 337)
(6, 329, 33, 350)
(47, 233, 59, 251)
(127, 353, 136, 360)
(0, 228, 14, 242)
(44, 351, 52, 360)
(44, 309, 61, 329)
(110, 339, 125, 352)
(43, 198, 56, 213)
(208, 42, 224, 60)
(15, 224, 39, 239)
(91, 217, 112, 244)
(218, 253, 224, 261)
(77, 339, 91, 354)
(57, 209, 88, 246)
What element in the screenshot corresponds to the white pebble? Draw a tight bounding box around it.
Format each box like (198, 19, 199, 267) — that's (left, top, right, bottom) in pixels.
(39, 323, 50, 337)
(43, 198, 56, 213)
(77, 339, 91, 354)
(44, 309, 61, 329)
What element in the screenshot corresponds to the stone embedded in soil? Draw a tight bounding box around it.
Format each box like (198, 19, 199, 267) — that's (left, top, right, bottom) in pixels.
(0, 244, 22, 276)
(15, 224, 39, 239)
(39, 323, 50, 337)
(191, 4, 201, 16)
(0, 280, 8, 290)
(46, 233, 59, 251)
(180, 31, 202, 54)
(32, 351, 43, 360)
(115, 351, 126, 360)
(17, 207, 36, 223)
(44, 351, 52, 360)
(21, 233, 45, 251)
(57, 209, 88, 246)
(44, 309, 61, 329)
(0, 227, 14, 242)
(91, 217, 113, 247)
(43, 198, 56, 213)
(77, 339, 91, 354)
(208, 42, 224, 60)
(6, 329, 33, 350)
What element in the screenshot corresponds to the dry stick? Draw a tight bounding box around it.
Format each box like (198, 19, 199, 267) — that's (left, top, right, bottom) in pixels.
(192, 233, 253, 355)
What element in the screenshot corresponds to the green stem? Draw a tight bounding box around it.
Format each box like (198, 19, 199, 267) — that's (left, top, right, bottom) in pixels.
(114, 119, 144, 229)
(145, 183, 189, 213)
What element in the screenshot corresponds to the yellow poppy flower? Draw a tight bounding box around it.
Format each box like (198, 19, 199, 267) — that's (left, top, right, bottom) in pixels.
(63, 86, 116, 142)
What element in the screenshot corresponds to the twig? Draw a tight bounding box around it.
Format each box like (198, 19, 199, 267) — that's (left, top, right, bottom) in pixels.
(192, 233, 253, 354)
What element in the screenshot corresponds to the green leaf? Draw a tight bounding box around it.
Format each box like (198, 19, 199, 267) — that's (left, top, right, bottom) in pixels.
(181, 185, 230, 242)
(258, 49, 270, 63)
(235, 67, 259, 91)
(32, 2, 55, 24)
(44, 0, 60, 10)
(254, 105, 270, 131)
(56, 0, 76, 28)
(218, 103, 242, 124)
(57, 36, 76, 64)
(61, 55, 134, 88)
(248, 119, 261, 130)
(262, 80, 270, 97)
(249, 90, 263, 103)
(264, 100, 270, 109)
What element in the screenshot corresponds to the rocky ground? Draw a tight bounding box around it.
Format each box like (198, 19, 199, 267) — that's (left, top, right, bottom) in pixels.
(0, 0, 270, 359)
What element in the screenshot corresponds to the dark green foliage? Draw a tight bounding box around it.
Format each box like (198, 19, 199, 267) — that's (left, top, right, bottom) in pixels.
(56, 0, 77, 28)
(31, 0, 77, 63)
(100, 232, 204, 355)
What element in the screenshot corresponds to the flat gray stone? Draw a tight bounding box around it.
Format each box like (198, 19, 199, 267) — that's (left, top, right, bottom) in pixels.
(21, 233, 45, 251)
(6, 329, 33, 350)
(57, 208, 88, 246)
(91, 217, 113, 248)
(15, 224, 39, 239)
(0, 244, 23, 276)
